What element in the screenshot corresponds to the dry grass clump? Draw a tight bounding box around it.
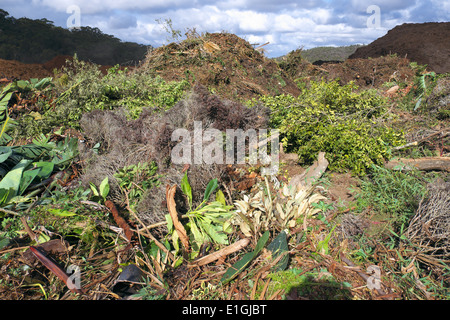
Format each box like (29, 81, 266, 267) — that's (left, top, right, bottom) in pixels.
(78, 83, 270, 229)
(335, 213, 371, 241)
(405, 180, 450, 273)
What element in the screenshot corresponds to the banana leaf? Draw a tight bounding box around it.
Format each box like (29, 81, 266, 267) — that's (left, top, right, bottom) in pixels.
(0, 159, 31, 205)
(267, 230, 289, 272)
(221, 231, 270, 284)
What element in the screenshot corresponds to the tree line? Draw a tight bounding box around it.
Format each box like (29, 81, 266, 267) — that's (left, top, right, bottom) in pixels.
(0, 9, 150, 66)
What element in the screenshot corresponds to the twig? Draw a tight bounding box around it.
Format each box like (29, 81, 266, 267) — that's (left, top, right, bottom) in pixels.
(341, 255, 392, 299)
(392, 129, 449, 151)
(0, 207, 21, 216)
(0, 246, 29, 255)
(20, 216, 39, 243)
(104, 200, 133, 242)
(260, 278, 271, 300)
(250, 272, 261, 300)
(123, 190, 174, 261)
(189, 238, 250, 267)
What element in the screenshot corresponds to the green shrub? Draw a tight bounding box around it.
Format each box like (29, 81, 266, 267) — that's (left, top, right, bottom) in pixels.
(249, 80, 405, 175)
(13, 56, 190, 138)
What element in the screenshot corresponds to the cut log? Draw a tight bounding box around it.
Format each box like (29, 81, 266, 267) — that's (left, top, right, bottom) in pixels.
(385, 157, 450, 172)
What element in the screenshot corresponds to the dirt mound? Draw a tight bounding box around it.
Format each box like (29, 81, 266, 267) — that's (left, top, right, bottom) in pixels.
(140, 32, 300, 100)
(42, 55, 74, 72)
(0, 58, 52, 80)
(281, 50, 417, 89)
(350, 22, 450, 74)
(319, 55, 416, 88)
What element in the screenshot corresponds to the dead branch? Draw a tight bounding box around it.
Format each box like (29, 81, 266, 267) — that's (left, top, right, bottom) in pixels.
(166, 184, 190, 252)
(392, 129, 449, 151)
(385, 157, 450, 172)
(105, 200, 133, 242)
(289, 152, 329, 192)
(189, 238, 250, 267)
(341, 256, 392, 300)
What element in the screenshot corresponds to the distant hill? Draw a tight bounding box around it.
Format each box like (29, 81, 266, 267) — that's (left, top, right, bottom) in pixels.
(301, 45, 364, 64)
(0, 9, 150, 66)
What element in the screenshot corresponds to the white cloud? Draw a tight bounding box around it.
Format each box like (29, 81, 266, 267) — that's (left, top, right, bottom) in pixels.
(2, 0, 447, 57)
(224, 10, 270, 32)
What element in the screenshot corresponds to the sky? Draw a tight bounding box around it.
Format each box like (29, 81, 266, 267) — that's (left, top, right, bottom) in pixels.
(1, 0, 448, 57)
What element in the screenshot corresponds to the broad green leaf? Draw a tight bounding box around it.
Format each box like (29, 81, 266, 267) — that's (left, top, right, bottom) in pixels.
(201, 222, 228, 245)
(172, 228, 180, 252)
(189, 217, 205, 245)
(0, 159, 31, 203)
(181, 171, 192, 206)
(0, 237, 10, 250)
(215, 189, 226, 206)
(16, 80, 29, 90)
(99, 177, 110, 199)
(203, 178, 218, 201)
(12, 144, 49, 160)
(0, 91, 13, 109)
(220, 251, 255, 284)
(33, 162, 54, 180)
(165, 214, 174, 232)
(267, 230, 289, 272)
(89, 182, 99, 197)
(0, 147, 12, 163)
(33, 77, 53, 90)
(19, 167, 41, 195)
(221, 231, 270, 284)
(317, 225, 336, 255)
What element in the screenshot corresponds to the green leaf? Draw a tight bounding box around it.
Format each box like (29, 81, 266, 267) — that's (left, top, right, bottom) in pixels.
(0, 159, 31, 204)
(32, 77, 53, 90)
(16, 80, 30, 90)
(19, 167, 41, 195)
(0, 147, 12, 163)
(0, 188, 14, 206)
(189, 217, 206, 245)
(89, 182, 99, 197)
(267, 230, 289, 272)
(221, 231, 270, 284)
(215, 189, 226, 206)
(317, 225, 336, 255)
(48, 208, 77, 217)
(0, 91, 13, 109)
(203, 178, 218, 201)
(181, 171, 192, 207)
(0, 114, 15, 144)
(0, 237, 10, 250)
(201, 222, 228, 245)
(33, 162, 54, 180)
(99, 176, 110, 199)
